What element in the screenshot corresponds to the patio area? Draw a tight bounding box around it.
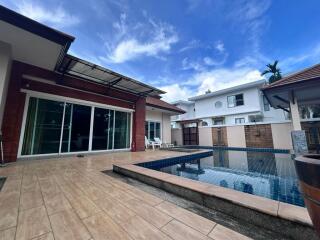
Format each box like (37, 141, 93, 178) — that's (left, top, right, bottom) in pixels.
(0, 150, 255, 240)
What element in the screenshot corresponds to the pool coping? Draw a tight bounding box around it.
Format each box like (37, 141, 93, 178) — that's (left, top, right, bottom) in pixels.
(113, 163, 316, 239)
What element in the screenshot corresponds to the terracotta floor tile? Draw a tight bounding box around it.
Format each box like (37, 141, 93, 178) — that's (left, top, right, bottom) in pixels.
(94, 196, 136, 224)
(21, 180, 40, 193)
(126, 187, 164, 206)
(83, 212, 132, 240)
(16, 206, 51, 240)
(119, 215, 171, 240)
(65, 194, 101, 219)
(49, 210, 91, 240)
(0, 207, 18, 231)
(0, 227, 15, 240)
(123, 198, 172, 229)
(156, 201, 216, 235)
(44, 193, 72, 215)
(19, 190, 44, 210)
(161, 220, 211, 240)
(208, 224, 252, 240)
(32, 232, 54, 240)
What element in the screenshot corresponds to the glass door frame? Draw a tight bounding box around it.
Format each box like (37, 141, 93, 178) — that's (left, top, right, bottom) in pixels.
(18, 91, 134, 158)
(145, 120, 162, 141)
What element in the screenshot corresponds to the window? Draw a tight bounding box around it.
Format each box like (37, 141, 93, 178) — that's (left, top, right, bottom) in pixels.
(212, 118, 224, 125)
(202, 121, 208, 126)
(145, 121, 161, 141)
(235, 118, 245, 124)
(214, 101, 222, 108)
(263, 96, 270, 111)
(21, 96, 132, 156)
(227, 94, 244, 108)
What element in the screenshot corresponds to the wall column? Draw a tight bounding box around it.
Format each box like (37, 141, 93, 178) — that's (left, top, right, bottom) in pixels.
(132, 97, 146, 152)
(290, 97, 308, 155)
(0, 41, 12, 129)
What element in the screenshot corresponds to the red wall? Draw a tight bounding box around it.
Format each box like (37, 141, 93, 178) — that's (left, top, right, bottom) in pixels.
(1, 61, 146, 162)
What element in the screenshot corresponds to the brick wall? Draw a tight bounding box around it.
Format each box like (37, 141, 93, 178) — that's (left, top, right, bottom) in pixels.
(212, 127, 228, 146)
(1, 61, 147, 162)
(245, 124, 274, 148)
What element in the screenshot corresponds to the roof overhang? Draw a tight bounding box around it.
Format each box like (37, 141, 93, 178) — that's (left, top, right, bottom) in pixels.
(0, 5, 74, 70)
(58, 55, 165, 97)
(262, 77, 320, 109)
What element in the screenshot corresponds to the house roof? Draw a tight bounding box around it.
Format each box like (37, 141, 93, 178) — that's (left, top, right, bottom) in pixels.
(146, 97, 186, 114)
(263, 62, 320, 89)
(58, 54, 165, 97)
(171, 100, 194, 105)
(188, 79, 265, 101)
(0, 5, 75, 46)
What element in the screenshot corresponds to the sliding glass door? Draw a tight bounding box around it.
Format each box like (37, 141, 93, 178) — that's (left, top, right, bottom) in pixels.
(92, 108, 114, 151)
(21, 96, 132, 157)
(114, 111, 131, 149)
(61, 103, 91, 153)
(22, 97, 64, 155)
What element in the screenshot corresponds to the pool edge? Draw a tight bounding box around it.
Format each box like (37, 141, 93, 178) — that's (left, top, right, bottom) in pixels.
(113, 163, 317, 240)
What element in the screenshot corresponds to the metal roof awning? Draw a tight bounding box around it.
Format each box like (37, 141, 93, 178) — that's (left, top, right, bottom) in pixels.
(57, 54, 165, 97)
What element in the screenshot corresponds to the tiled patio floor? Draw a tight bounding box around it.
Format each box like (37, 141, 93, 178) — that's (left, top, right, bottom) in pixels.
(0, 150, 252, 240)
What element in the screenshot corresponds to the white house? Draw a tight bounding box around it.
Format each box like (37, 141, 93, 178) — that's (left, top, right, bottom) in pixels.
(171, 80, 288, 128)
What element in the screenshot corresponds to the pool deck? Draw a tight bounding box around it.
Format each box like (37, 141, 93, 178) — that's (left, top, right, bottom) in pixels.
(0, 150, 254, 240)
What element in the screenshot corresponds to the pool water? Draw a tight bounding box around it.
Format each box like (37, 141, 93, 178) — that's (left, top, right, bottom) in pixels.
(141, 150, 305, 207)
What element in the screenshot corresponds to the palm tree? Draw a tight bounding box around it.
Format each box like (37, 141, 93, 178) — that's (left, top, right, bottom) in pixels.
(261, 60, 282, 83)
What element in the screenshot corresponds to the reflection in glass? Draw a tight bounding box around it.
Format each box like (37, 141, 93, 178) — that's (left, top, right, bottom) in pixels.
(22, 97, 131, 156)
(62, 104, 91, 152)
(22, 97, 64, 155)
(92, 108, 113, 150)
(114, 111, 130, 149)
(149, 122, 155, 140)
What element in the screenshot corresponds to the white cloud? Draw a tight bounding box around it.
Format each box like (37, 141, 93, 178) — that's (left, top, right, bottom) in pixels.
(182, 58, 205, 71)
(179, 39, 200, 52)
(160, 66, 264, 102)
(105, 14, 178, 63)
(215, 41, 225, 53)
(281, 43, 320, 73)
(160, 84, 193, 103)
(16, 1, 79, 28)
(194, 68, 263, 95)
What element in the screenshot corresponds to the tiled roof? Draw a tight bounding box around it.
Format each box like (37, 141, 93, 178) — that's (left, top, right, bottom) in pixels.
(263, 63, 320, 89)
(146, 97, 185, 114)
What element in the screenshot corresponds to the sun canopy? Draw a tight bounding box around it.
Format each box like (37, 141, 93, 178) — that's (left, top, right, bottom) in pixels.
(58, 54, 165, 97)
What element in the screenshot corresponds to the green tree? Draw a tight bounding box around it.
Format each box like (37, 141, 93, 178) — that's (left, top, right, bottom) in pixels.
(261, 60, 282, 83)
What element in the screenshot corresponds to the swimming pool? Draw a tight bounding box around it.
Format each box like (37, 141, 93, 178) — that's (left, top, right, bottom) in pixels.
(138, 149, 305, 207)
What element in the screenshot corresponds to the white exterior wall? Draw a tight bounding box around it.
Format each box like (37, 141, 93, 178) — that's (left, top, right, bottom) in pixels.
(172, 85, 287, 127)
(146, 110, 171, 143)
(194, 87, 261, 119)
(226, 125, 246, 147)
(0, 41, 12, 128)
(171, 128, 183, 145)
(198, 127, 213, 146)
(271, 122, 293, 150)
(172, 103, 195, 121)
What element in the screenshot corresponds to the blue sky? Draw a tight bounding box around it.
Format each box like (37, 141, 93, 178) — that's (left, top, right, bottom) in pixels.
(1, 0, 320, 102)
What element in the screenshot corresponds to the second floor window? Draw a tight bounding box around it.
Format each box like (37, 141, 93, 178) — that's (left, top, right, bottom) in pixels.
(235, 117, 245, 124)
(227, 94, 244, 107)
(263, 96, 270, 111)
